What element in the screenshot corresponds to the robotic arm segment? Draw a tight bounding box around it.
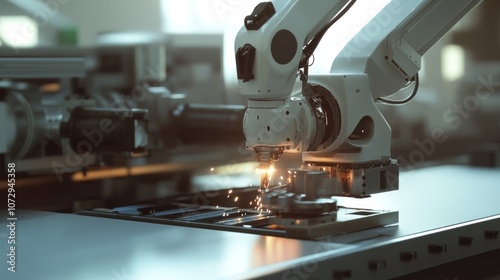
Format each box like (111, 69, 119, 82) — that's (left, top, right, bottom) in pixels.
(388, 0, 482, 80)
(332, 0, 482, 101)
(237, 0, 483, 196)
(236, 0, 352, 176)
(235, 0, 351, 100)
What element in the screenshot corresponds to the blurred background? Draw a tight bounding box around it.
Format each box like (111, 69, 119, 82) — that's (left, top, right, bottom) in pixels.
(0, 0, 499, 212)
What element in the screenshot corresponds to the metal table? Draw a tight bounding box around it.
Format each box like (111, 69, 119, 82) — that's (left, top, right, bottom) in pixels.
(1, 165, 499, 279)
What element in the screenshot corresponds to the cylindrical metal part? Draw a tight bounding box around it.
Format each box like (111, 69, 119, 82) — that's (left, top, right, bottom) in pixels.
(255, 146, 284, 163)
(173, 103, 245, 144)
(44, 106, 63, 143)
(62, 107, 148, 154)
(2, 81, 46, 159)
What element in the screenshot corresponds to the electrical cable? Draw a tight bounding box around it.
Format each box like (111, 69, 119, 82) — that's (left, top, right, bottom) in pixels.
(376, 73, 420, 105)
(298, 0, 357, 70)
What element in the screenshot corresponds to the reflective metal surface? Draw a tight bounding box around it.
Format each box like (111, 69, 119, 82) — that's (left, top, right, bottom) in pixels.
(0, 210, 351, 280)
(1, 165, 499, 280)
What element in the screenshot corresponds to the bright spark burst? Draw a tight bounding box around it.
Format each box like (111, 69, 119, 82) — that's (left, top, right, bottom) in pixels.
(255, 164, 276, 190)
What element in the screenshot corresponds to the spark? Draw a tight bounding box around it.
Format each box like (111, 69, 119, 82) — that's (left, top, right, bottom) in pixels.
(250, 201, 253, 205)
(280, 176, 284, 180)
(228, 190, 233, 194)
(235, 196, 239, 202)
(255, 164, 276, 190)
(210, 167, 214, 172)
(216, 205, 219, 208)
(227, 195, 230, 198)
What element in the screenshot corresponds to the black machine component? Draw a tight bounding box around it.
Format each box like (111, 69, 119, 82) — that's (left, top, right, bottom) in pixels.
(244, 2, 276, 30)
(302, 82, 342, 152)
(173, 103, 246, 144)
(236, 44, 256, 82)
(271, 29, 297, 65)
(61, 107, 148, 155)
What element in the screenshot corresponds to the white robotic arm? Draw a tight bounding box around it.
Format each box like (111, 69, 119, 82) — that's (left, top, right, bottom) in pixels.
(235, 0, 482, 201)
(235, 0, 351, 100)
(235, 0, 353, 181)
(332, 0, 482, 100)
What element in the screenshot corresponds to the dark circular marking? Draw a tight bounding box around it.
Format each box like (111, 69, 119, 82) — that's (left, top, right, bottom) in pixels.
(271, 29, 297, 65)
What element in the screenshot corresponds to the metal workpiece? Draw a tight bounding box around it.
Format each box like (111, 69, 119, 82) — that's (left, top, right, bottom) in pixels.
(81, 185, 396, 240)
(88, 186, 394, 240)
(270, 208, 398, 239)
(262, 191, 338, 216)
(262, 160, 399, 214)
(258, 166, 398, 236)
(261, 169, 339, 215)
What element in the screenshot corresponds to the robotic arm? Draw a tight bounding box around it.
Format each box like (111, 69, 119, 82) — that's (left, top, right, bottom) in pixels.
(235, 0, 353, 188)
(235, 0, 482, 209)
